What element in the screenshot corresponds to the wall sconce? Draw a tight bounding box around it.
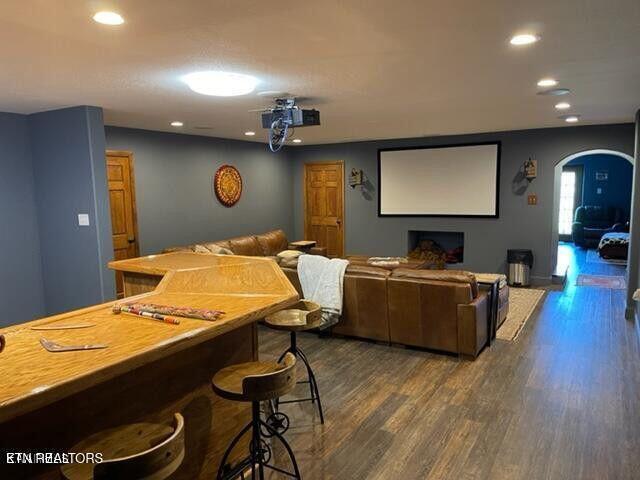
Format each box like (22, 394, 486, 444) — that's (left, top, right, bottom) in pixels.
(349, 168, 364, 189)
(524, 158, 537, 182)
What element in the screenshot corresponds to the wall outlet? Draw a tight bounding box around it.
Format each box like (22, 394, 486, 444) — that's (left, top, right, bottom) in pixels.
(597, 187, 602, 194)
(527, 194, 538, 205)
(78, 213, 90, 226)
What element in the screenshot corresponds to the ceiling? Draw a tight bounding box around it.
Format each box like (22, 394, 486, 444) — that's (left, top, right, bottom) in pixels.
(1, 0, 639, 145)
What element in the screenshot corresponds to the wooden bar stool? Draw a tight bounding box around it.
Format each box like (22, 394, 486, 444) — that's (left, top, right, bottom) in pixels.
(61, 413, 185, 480)
(212, 352, 301, 480)
(264, 300, 325, 425)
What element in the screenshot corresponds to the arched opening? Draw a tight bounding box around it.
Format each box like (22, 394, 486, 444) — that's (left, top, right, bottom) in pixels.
(551, 149, 635, 277)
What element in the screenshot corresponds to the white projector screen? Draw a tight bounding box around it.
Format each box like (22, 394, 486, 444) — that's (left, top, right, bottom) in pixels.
(378, 142, 500, 217)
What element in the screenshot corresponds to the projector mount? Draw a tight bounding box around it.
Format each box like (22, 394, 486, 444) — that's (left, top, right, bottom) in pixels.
(268, 98, 296, 153)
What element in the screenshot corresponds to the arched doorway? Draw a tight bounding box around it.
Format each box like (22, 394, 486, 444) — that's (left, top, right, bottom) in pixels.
(551, 149, 635, 275)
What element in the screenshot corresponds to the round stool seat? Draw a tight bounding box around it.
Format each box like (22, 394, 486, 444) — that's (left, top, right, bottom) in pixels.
(264, 300, 321, 332)
(61, 414, 184, 480)
(212, 357, 295, 402)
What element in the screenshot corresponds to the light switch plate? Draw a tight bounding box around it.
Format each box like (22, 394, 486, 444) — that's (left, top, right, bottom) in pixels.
(597, 188, 602, 194)
(78, 214, 90, 226)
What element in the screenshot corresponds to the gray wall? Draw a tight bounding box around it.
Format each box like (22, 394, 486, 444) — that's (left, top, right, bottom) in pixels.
(29, 106, 115, 315)
(0, 113, 46, 325)
(105, 127, 294, 254)
(291, 123, 635, 280)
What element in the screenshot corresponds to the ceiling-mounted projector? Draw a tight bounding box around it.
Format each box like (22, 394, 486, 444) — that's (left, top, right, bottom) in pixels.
(251, 97, 320, 152)
(261, 106, 320, 129)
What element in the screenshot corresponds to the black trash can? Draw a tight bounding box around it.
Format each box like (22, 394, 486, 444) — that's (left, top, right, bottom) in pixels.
(507, 249, 533, 287)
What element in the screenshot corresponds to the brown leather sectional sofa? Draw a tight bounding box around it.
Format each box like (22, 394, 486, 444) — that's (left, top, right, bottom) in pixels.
(165, 229, 504, 359)
(164, 229, 324, 257)
(282, 264, 489, 358)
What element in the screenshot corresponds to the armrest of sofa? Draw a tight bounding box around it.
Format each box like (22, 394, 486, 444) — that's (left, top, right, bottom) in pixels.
(610, 222, 627, 233)
(571, 221, 585, 245)
(457, 291, 489, 359)
(309, 246, 328, 256)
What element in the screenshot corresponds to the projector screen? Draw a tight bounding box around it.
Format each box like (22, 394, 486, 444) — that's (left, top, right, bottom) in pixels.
(378, 142, 500, 217)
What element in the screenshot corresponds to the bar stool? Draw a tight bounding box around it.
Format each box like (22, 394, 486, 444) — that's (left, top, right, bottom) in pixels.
(61, 413, 185, 480)
(264, 300, 324, 425)
(212, 352, 301, 480)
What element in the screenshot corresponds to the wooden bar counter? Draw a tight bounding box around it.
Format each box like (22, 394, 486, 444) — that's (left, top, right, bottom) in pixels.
(0, 254, 297, 479)
(110, 251, 231, 297)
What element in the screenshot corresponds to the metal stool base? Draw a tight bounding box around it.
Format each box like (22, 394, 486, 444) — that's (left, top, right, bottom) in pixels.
(276, 331, 325, 424)
(217, 401, 302, 480)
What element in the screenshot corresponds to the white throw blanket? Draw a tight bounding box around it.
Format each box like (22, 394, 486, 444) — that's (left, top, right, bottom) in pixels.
(297, 254, 349, 328)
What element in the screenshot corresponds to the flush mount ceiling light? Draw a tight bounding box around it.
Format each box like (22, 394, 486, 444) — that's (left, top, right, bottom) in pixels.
(170, 121, 184, 127)
(292, 138, 302, 143)
(244, 131, 256, 136)
(510, 33, 539, 46)
(537, 78, 558, 87)
(555, 102, 571, 110)
(564, 116, 580, 123)
(93, 11, 125, 25)
(181, 71, 258, 97)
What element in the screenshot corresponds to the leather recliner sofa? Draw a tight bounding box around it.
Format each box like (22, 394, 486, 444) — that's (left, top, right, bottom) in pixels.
(572, 206, 626, 248)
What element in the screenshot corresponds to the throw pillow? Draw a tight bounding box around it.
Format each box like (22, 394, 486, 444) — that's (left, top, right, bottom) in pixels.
(277, 249, 303, 259)
(207, 245, 234, 255)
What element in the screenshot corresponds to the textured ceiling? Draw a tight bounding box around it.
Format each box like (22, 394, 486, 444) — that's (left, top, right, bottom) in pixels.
(0, 0, 639, 144)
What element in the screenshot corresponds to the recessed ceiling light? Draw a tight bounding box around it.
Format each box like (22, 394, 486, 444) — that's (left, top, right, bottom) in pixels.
(292, 139, 302, 144)
(510, 34, 539, 46)
(537, 78, 558, 87)
(555, 102, 571, 110)
(93, 11, 125, 25)
(181, 71, 258, 97)
(244, 131, 256, 136)
(564, 116, 579, 123)
(170, 121, 183, 127)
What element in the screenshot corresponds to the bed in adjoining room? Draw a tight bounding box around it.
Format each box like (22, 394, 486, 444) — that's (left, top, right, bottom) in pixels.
(598, 232, 629, 260)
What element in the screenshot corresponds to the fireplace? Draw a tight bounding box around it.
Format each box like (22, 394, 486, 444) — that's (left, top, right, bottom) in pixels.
(407, 230, 464, 267)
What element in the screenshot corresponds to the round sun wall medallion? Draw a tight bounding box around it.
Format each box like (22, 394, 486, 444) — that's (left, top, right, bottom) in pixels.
(214, 165, 242, 207)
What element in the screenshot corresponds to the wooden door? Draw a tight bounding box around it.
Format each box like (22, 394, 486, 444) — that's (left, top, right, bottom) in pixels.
(106, 151, 140, 298)
(304, 161, 344, 257)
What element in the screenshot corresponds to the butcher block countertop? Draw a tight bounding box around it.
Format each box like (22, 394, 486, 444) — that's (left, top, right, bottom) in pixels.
(0, 254, 298, 423)
(108, 251, 230, 276)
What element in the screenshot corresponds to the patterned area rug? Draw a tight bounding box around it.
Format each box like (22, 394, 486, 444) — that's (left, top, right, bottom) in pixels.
(586, 249, 627, 266)
(576, 274, 627, 289)
(497, 288, 546, 341)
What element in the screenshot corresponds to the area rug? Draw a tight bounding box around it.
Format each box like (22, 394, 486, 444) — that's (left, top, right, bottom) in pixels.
(496, 288, 546, 341)
(586, 249, 627, 266)
(576, 274, 626, 289)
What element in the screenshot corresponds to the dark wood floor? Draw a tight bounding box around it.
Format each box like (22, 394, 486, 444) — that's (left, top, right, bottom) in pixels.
(258, 244, 639, 479)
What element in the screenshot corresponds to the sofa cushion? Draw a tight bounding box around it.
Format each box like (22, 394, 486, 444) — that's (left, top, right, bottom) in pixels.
(346, 264, 391, 277)
(226, 235, 263, 256)
(391, 268, 478, 298)
(193, 244, 212, 254)
(162, 245, 195, 253)
(198, 244, 234, 255)
(256, 229, 289, 256)
(346, 255, 427, 271)
(204, 240, 230, 250)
